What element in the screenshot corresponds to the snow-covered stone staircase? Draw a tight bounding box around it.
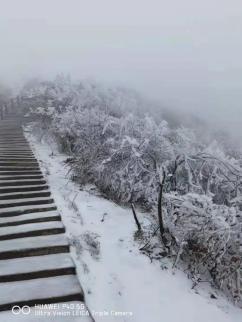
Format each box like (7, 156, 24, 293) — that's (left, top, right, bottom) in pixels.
(0, 116, 89, 315)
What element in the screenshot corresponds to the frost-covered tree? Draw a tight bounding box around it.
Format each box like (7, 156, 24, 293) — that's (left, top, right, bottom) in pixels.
(17, 75, 242, 304)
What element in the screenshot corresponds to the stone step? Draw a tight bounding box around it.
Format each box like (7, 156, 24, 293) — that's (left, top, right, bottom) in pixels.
(0, 197, 54, 209)
(0, 145, 30, 149)
(0, 175, 43, 181)
(0, 132, 23, 134)
(0, 139, 29, 142)
(0, 132, 24, 134)
(0, 214, 61, 228)
(0, 151, 34, 154)
(0, 221, 65, 241)
(0, 157, 37, 161)
(0, 161, 39, 166)
(0, 191, 51, 200)
(0, 275, 83, 311)
(0, 157, 36, 161)
(0, 141, 29, 144)
(0, 157, 35, 161)
(0, 185, 49, 194)
(0, 154, 35, 157)
(0, 234, 69, 260)
(0, 150, 33, 153)
(0, 180, 46, 186)
(0, 144, 30, 147)
(0, 221, 63, 235)
(0, 205, 57, 217)
(0, 268, 76, 283)
(0, 171, 42, 176)
(0, 154, 34, 158)
(0, 140, 29, 143)
(0, 138, 27, 141)
(0, 210, 59, 224)
(0, 142, 31, 146)
(0, 167, 40, 171)
(0, 139, 27, 141)
(0, 253, 75, 282)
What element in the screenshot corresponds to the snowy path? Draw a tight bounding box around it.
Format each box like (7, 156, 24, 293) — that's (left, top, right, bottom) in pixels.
(0, 116, 92, 320)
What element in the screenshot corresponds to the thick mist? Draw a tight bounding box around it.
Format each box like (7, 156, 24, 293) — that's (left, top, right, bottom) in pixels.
(0, 0, 242, 135)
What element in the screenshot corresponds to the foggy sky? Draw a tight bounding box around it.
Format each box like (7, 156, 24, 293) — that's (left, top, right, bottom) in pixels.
(0, 0, 242, 135)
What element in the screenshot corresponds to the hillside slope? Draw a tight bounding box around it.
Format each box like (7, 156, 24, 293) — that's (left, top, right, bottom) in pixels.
(26, 128, 242, 322)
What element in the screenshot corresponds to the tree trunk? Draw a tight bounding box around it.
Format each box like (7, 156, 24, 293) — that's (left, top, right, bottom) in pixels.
(131, 203, 141, 231)
(158, 167, 166, 239)
(158, 182, 165, 237)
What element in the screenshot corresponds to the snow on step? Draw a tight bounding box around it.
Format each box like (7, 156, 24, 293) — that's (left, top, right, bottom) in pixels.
(0, 166, 39, 171)
(0, 198, 54, 211)
(0, 155, 35, 157)
(0, 174, 42, 179)
(0, 157, 36, 160)
(0, 154, 34, 157)
(0, 146, 31, 149)
(0, 254, 74, 276)
(0, 145, 30, 148)
(0, 234, 68, 253)
(0, 140, 28, 142)
(0, 179, 46, 186)
(0, 173, 41, 178)
(0, 183, 46, 189)
(0, 185, 49, 194)
(0, 140, 27, 142)
(0, 275, 83, 305)
(0, 142, 29, 144)
(0, 191, 50, 200)
(0, 178, 44, 184)
(0, 176, 43, 182)
(0, 203, 54, 213)
(0, 163, 38, 166)
(0, 148, 30, 151)
(0, 151, 33, 155)
(0, 211, 60, 224)
(0, 143, 27, 145)
(0, 205, 57, 217)
(0, 167, 40, 172)
(0, 152, 34, 155)
(0, 196, 52, 205)
(0, 165, 39, 170)
(0, 162, 39, 166)
(0, 149, 33, 152)
(0, 147, 30, 150)
(0, 221, 64, 237)
(0, 203, 55, 213)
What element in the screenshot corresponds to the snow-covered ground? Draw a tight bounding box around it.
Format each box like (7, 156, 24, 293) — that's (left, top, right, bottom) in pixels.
(26, 130, 242, 322)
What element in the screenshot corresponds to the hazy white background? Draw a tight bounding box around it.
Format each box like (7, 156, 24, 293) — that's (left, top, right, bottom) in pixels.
(0, 0, 242, 133)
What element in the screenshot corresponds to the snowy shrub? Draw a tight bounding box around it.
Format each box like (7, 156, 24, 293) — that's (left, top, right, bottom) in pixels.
(165, 193, 241, 301)
(17, 75, 242, 304)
